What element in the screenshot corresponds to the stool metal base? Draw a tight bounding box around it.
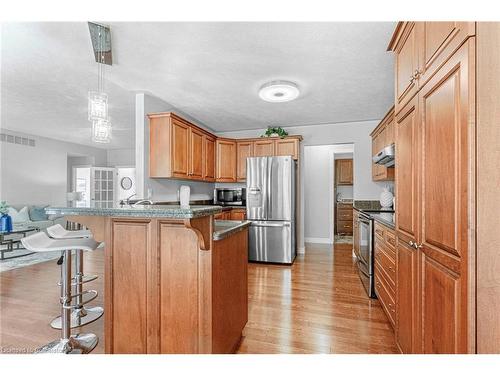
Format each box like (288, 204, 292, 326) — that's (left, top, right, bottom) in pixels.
(50, 306, 104, 329)
(35, 333, 98, 354)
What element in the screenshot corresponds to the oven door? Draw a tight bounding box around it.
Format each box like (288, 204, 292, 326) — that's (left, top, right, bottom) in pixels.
(357, 216, 373, 274)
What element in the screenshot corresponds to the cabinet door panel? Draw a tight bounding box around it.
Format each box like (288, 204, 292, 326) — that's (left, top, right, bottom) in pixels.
(418, 22, 475, 86)
(216, 140, 236, 182)
(419, 40, 474, 354)
(236, 141, 253, 181)
(396, 239, 419, 354)
(395, 22, 419, 113)
(171, 119, 189, 178)
(204, 136, 216, 181)
(253, 139, 275, 157)
(275, 138, 299, 159)
(395, 96, 418, 241)
(189, 128, 204, 179)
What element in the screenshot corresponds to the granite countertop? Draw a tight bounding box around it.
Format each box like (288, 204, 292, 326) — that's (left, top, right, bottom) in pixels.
(45, 204, 222, 219)
(370, 212, 395, 229)
(213, 220, 251, 241)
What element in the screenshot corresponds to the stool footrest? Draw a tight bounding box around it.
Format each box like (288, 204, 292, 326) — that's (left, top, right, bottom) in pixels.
(58, 274, 98, 286)
(61, 290, 98, 309)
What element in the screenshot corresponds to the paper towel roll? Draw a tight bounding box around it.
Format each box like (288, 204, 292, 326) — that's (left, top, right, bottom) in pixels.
(179, 185, 191, 208)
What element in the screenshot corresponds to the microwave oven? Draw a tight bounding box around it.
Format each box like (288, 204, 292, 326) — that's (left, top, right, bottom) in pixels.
(214, 188, 246, 206)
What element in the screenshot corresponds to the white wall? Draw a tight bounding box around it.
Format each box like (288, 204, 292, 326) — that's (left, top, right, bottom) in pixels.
(135, 93, 216, 202)
(107, 149, 135, 167)
(0, 130, 107, 206)
(218, 119, 390, 249)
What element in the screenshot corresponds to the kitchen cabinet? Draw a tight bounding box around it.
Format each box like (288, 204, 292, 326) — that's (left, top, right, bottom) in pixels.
(236, 141, 253, 181)
(389, 22, 419, 114)
(417, 39, 473, 354)
(336, 203, 353, 235)
(374, 222, 397, 329)
(148, 112, 215, 182)
(335, 159, 353, 185)
(352, 210, 359, 258)
(189, 127, 204, 180)
(204, 135, 216, 181)
(229, 208, 246, 221)
(216, 139, 237, 182)
(396, 237, 419, 354)
(370, 107, 395, 181)
(390, 24, 476, 353)
(389, 22, 475, 115)
(253, 139, 275, 157)
(275, 137, 300, 160)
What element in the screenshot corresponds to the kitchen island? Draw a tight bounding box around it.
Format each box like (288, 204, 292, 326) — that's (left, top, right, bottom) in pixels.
(46, 204, 250, 354)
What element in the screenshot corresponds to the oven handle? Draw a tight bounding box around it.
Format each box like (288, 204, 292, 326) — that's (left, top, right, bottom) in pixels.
(359, 219, 371, 225)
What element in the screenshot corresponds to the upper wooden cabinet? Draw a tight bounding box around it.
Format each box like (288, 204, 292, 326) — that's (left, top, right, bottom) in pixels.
(216, 139, 237, 182)
(149, 112, 302, 183)
(253, 139, 275, 157)
(335, 159, 353, 185)
(149, 112, 215, 182)
(204, 135, 216, 181)
(236, 141, 253, 182)
(370, 106, 395, 181)
(275, 138, 300, 159)
(389, 22, 475, 114)
(389, 22, 420, 113)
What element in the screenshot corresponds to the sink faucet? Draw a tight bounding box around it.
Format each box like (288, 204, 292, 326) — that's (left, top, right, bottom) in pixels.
(133, 199, 153, 206)
(122, 193, 136, 205)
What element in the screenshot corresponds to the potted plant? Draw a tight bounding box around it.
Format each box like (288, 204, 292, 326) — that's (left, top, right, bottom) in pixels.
(0, 201, 12, 232)
(261, 126, 289, 138)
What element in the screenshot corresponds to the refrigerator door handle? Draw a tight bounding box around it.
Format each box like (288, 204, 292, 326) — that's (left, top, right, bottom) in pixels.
(250, 222, 291, 228)
(248, 187, 261, 193)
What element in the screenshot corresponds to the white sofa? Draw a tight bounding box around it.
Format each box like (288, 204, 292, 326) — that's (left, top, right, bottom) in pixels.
(8, 204, 66, 232)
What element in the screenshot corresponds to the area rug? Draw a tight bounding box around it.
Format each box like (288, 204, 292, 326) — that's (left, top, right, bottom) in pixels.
(0, 247, 61, 273)
(334, 235, 353, 244)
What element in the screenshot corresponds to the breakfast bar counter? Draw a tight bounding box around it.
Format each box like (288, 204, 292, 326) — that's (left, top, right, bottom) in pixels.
(46, 204, 249, 354)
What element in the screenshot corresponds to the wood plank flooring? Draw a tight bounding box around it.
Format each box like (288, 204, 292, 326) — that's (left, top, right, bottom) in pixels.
(0, 242, 398, 354)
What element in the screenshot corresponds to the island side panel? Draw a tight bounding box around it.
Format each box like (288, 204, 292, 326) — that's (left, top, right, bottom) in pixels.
(159, 220, 201, 353)
(106, 217, 153, 354)
(212, 228, 249, 353)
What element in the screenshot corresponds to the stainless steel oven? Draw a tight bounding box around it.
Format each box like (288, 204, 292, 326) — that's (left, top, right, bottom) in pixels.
(214, 188, 246, 206)
(357, 211, 376, 298)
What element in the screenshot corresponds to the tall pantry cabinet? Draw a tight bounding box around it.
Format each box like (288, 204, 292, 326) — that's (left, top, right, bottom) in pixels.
(389, 22, 476, 354)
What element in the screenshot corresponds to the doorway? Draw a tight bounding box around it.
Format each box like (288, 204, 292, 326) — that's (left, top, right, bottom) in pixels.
(333, 152, 354, 245)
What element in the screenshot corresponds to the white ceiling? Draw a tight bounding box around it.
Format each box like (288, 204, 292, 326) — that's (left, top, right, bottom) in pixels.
(1, 22, 395, 149)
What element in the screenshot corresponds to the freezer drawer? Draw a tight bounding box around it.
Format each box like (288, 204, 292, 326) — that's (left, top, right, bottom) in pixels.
(248, 221, 296, 264)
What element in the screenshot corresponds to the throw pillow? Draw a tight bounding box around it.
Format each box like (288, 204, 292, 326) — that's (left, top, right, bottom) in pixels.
(7, 206, 31, 223)
(29, 205, 49, 221)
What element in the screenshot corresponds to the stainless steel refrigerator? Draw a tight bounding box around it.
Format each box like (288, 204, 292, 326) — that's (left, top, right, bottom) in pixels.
(246, 156, 296, 264)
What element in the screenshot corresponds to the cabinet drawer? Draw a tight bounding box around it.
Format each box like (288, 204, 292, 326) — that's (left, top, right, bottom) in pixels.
(337, 209, 353, 221)
(375, 244, 396, 291)
(375, 271, 396, 328)
(337, 220, 353, 233)
(385, 229, 396, 253)
(374, 223, 385, 241)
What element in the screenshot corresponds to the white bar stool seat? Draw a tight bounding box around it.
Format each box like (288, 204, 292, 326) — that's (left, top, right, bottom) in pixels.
(47, 224, 92, 239)
(21, 232, 102, 354)
(46, 224, 104, 331)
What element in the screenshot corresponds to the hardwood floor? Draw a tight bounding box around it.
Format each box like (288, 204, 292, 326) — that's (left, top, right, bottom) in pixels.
(0, 243, 398, 354)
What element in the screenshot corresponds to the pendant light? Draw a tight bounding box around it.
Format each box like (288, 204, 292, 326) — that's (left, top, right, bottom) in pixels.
(88, 22, 112, 144)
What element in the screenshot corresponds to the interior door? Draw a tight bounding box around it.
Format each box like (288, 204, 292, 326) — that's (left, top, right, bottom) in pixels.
(418, 40, 474, 354)
(91, 167, 115, 208)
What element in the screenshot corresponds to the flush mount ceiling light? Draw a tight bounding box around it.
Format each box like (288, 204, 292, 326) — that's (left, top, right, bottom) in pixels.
(259, 81, 300, 103)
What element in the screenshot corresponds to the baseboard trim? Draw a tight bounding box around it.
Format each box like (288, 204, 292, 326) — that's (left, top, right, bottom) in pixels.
(304, 237, 333, 244)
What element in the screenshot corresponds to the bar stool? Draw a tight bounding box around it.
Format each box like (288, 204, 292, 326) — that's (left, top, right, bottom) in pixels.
(46, 224, 104, 330)
(21, 231, 103, 354)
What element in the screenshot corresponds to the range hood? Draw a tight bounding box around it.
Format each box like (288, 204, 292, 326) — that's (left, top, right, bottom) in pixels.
(373, 144, 395, 167)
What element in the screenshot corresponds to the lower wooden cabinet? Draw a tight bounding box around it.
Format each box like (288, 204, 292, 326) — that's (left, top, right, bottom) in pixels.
(353, 210, 359, 258)
(374, 222, 397, 330)
(214, 208, 246, 221)
(396, 236, 419, 354)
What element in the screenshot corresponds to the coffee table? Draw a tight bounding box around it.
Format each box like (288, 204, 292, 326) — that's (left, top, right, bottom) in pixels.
(0, 226, 40, 260)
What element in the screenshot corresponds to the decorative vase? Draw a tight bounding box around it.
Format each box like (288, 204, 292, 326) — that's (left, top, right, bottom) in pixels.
(380, 186, 394, 208)
(0, 214, 13, 232)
